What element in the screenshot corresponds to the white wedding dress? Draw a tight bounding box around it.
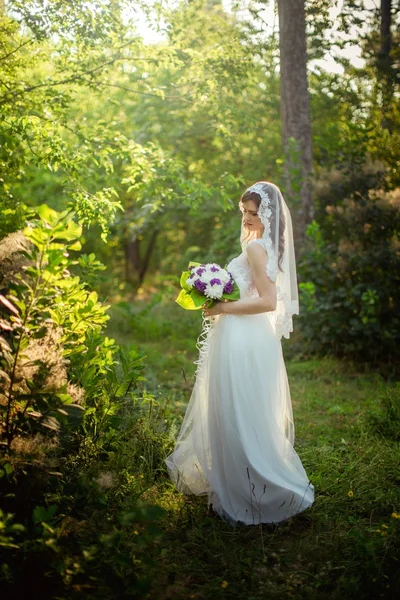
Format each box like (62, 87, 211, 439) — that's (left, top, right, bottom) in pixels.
(165, 238, 314, 526)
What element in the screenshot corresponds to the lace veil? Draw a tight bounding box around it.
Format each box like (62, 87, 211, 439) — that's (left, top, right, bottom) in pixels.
(239, 181, 299, 339)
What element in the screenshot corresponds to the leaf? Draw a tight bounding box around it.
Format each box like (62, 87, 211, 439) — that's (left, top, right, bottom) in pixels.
(0, 295, 19, 316)
(0, 370, 11, 383)
(180, 270, 191, 291)
(221, 286, 241, 301)
(41, 416, 60, 431)
(37, 204, 59, 224)
(27, 411, 42, 419)
(48, 242, 69, 252)
(87, 291, 98, 305)
(0, 320, 13, 331)
(62, 404, 85, 417)
(175, 288, 206, 310)
(23, 226, 46, 250)
(33, 505, 57, 524)
(3, 463, 14, 477)
(175, 289, 199, 310)
(60, 220, 82, 241)
(68, 240, 82, 251)
(191, 288, 207, 308)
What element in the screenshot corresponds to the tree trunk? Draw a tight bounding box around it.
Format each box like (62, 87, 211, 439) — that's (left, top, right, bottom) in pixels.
(378, 0, 393, 132)
(124, 237, 141, 283)
(138, 227, 159, 285)
(124, 228, 159, 286)
(277, 0, 313, 252)
(380, 0, 392, 57)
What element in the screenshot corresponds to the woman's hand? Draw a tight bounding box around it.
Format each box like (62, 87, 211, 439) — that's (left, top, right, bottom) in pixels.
(203, 301, 225, 318)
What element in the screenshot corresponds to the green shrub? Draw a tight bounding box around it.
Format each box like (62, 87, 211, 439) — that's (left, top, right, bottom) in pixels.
(299, 186, 400, 369)
(0, 205, 167, 598)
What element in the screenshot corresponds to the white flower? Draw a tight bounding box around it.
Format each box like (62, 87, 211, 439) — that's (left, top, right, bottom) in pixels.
(219, 270, 231, 285)
(186, 275, 196, 288)
(200, 271, 215, 285)
(204, 282, 224, 299)
(206, 263, 221, 272)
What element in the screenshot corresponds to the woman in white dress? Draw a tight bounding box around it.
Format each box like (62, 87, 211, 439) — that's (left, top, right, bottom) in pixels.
(165, 181, 314, 526)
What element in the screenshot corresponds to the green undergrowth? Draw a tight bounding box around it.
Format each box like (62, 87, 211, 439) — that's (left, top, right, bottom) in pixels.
(105, 295, 400, 600)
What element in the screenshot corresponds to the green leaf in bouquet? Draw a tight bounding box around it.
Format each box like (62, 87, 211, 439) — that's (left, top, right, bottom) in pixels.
(191, 288, 207, 308)
(221, 280, 240, 302)
(180, 270, 191, 291)
(175, 289, 199, 310)
(175, 288, 210, 311)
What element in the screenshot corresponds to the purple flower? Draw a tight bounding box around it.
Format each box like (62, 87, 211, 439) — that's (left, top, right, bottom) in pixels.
(224, 281, 234, 294)
(210, 278, 222, 286)
(210, 265, 219, 272)
(194, 280, 207, 292)
(189, 265, 196, 271)
(188, 273, 194, 279)
(196, 267, 206, 276)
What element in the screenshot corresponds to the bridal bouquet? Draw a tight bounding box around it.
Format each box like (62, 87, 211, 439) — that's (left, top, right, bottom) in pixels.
(176, 262, 240, 310)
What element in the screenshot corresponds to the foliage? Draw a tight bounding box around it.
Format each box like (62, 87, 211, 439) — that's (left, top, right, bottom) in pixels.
(298, 183, 400, 369)
(365, 383, 400, 442)
(1, 1, 400, 596)
(0, 207, 170, 598)
(0, 1, 132, 240)
(0, 205, 109, 447)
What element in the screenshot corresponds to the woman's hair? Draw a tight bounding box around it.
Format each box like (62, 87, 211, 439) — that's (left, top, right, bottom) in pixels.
(240, 183, 286, 271)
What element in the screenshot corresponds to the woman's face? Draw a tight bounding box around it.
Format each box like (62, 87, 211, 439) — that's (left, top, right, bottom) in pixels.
(241, 199, 264, 233)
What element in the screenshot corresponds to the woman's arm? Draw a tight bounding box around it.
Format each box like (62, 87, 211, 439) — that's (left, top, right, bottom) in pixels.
(206, 243, 277, 317)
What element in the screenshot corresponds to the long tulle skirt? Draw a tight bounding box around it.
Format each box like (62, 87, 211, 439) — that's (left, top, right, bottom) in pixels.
(165, 312, 314, 526)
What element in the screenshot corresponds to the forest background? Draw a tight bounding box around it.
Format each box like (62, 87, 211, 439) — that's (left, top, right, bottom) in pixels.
(0, 1, 399, 599)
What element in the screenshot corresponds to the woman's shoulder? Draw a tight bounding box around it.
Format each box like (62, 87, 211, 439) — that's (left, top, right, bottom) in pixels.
(246, 238, 268, 252)
(245, 239, 269, 263)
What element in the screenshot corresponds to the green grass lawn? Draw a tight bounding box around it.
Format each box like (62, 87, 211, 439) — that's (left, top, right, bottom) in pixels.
(105, 297, 400, 600)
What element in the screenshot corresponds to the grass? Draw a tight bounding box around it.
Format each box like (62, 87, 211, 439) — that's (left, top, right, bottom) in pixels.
(104, 293, 400, 600)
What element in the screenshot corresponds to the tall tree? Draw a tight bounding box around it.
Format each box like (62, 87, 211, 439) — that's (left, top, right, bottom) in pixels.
(276, 0, 313, 249)
(378, 0, 395, 132)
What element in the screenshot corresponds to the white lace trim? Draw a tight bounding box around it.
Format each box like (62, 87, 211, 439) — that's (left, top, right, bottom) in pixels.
(276, 287, 298, 339)
(194, 313, 216, 381)
(239, 183, 278, 281)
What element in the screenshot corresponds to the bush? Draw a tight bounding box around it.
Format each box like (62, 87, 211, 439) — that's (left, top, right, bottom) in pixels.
(0, 205, 168, 598)
(299, 185, 400, 369)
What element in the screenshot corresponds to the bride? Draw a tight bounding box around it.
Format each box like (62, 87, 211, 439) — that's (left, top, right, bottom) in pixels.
(165, 181, 314, 526)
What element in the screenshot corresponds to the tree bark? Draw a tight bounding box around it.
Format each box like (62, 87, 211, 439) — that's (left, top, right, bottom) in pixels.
(277, 0, 313, 251)
(380, 0, 392, 58)
(138, 227, 159, 285)
(124, 228, 159, 286)
(378, 0, 393, 132)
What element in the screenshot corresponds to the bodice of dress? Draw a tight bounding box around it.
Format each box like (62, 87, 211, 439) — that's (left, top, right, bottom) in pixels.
(226, 240, 265, 300)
